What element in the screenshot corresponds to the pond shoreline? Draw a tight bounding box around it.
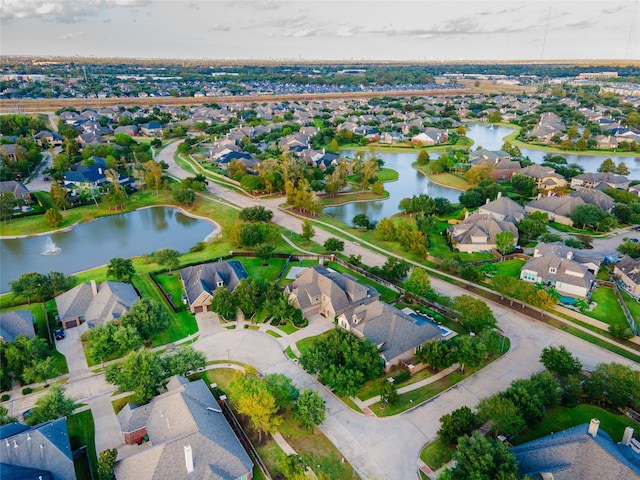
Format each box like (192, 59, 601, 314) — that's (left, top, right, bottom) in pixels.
(0, 204, 221, 241)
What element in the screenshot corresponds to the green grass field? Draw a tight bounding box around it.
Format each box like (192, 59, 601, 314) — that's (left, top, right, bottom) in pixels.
(587, 287, 628, 327)
(324, 261, 400, 303)
(620, 290, 640, 324)
(420, 437, 452, 471)
(511, 404, 640, 445)
(67, 410, 97, 480)
(493, 259, 526, 277)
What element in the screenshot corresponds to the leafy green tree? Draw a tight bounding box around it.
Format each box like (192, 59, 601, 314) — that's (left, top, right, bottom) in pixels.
(517, 210, 549, 242)
(615, 161, 630, 175)
(609, 323, 634, 340)
(152, 248, 180, 272)
(452, 295, 496, 332)
(323, 237, 344, 254)
(0, 191, 16, 223)
(597, 158, 616, 173)
(172, 186, 196, 206)
(540, 345, 582, 377)
(452, 334, 487, 372)
(163, 346, 206, 377)
(301, 219, 315, 243)
(0, 406, 17, 426)
(50, 184, 70, 210)
(571, 203, 615, 231)
(375, 217, 397, 241)
(300, 328, 383, 396)
(97, 448, 118, 480)
(83, 323, 118, 365)
(584, 362, 640, 408)
(403, 267, 433, 298)
(22, 356, 58, 386)
(113, 324, 143, 354)
(510, 173, 536, 196)
(618, 239, 640, 258)
(352, 213, 371, 230)
(264, 373, 299, 411)
(10, 272, 49, 304)
(501, 385, 544, 427)
(495, 230, 515, 255)
(418, 339, 454, 370)
(437, 406, 478, 446)
(106, 349, 165, 404)
(239, 206, 273, 222)
(477, 394, 525, 437)
(3, 335, 49, 385)
(438, 432, 519, 480)
(210, 287, 237, 320)
(255, 243, 275, 265)
(232, 279, 264, 319)
(25, 386, 75, 426)
(121, 298, 170, 339)
(106, 257, 135, 282)
(44, 208, 63, 227)
(381, 380, 399, 405)
(417, 150, 429, 165)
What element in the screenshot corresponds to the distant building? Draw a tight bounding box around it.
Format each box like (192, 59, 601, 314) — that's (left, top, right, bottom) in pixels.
(571, 172, 630, 191)
(0, 180, 31, 203)
(447, 212, 519, 253)
(614, 255, 640, 297)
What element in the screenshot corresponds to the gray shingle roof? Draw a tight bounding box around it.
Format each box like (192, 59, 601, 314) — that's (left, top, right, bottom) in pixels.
(0, 419, 76, 480)
(0, 310, 35, 342)
(179, 261, 248, 306)
(55, 281, 138, 328)
(115, 378, 253, 480)
(569, 189, 615, 211)
(350, 302, 442, 362)
(512, 423, 640, 480)
(478, 196, 526, 223)
(526, 196, 585, 217)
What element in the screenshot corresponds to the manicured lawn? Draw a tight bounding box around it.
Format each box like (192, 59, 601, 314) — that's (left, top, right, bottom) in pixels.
(111, 394, 136, 415)
(420, 437, 452, 471)
(549, 222, 602, 236)
(320, 190, 388, 207)
(511, 404, 640, 445)
(620, 290, 640, 324)
(198, 368, 239, 397)
(494, 259, 526, 277)
(413, 161, 472, 191)
(237, 257, 287, 282)
(376, 167, 399, 182)
(295, 333, 326, 358)
(265, 329, 282, 338)
(587, 287, 627, 327)
(132, 273, 198, 347)
(324, 261, 400, 303)
(153, 272, 186, 310)
(275, 322, 298, 335)
(356, 366, 435, 401)
(67, 410, 97, 480)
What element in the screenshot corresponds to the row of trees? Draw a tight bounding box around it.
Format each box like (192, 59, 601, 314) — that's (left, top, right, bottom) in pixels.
(0, 335, 59, 390)
(226, 369, 326, 443)
(10, 271, 76, 304)
(418, 330, 503, 373)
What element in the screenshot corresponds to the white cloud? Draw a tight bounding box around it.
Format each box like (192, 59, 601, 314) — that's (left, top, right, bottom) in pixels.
(1, 0, 149, 21)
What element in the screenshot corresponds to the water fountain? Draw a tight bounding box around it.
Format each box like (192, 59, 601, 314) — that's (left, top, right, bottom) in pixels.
(41, 237, 61, 256)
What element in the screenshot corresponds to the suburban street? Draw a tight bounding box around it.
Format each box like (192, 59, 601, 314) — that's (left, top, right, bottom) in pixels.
(6, 140, 638, 479)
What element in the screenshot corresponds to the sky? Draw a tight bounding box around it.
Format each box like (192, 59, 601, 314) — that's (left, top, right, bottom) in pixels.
(1, 0, 639, 61)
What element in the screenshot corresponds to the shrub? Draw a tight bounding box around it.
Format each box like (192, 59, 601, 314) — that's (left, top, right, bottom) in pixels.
(189, 242, 205, 253)
(22, 388, 32, 395)
(393, 371, 411, 383)
(1, 394, 10, 401)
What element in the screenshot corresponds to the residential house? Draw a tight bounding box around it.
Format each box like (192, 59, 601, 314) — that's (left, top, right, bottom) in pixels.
(55, 279, 139, 330)
(63, 157, 109, 191)
(525, 195, 585, 226)
(447, 213, 519, 253)
(629, 184, 640, 197)
(512, 420, 640, 480)
(411, 128, 448, 146)
(34, 130, 64, 147)
(285, 265, 379, 319)
(140, 122, 164, 136)
(0, 144, 26, 161)
(519, 243, 597, 298)
(477, 193, 526, 223)
(468, 149, 521, 182)
(568, 189, 615, 212)
(179, 261, 248, 313)
(516, 165, 568, 191)
(337, 301, 442, 370)
(113, 125, 139, 137)
(0, 310, 35, 342)
(0, 180, 31, 203)
(115, 377, 253, 480)
(614, 255, 640, 297)
(0, 418, 76, 480)
(571, 172, 630, 191)
(526, 112, 566, 143)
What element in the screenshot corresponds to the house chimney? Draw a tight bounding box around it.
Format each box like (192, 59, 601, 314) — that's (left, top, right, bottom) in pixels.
(497, 191, 502, 199)
(566, 251, 573, 260)
(184, 444, 194, 473)
(485, 197, 490, 205)
(588, 418, 600, 437)
(90, 279, 98, 296)
(622, 427, 634, 446)
(537, 193, 542, 200)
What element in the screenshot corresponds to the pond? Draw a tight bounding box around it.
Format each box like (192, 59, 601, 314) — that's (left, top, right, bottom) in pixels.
(324, 125, 640, 225)
(0, 207, 215, 293)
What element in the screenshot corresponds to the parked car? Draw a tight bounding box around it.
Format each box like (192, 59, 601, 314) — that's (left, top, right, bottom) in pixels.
(510, 247, 524, 254)
(22, 409, 32, 419)
(630, 238, 638, 243)
(55, 328, 65, 340)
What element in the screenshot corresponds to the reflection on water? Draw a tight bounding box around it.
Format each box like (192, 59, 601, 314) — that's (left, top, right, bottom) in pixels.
(325, 125, 640, 225)
(0, 207, 213, 293)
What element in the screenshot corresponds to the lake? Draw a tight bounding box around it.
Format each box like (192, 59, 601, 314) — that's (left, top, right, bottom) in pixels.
(0, 207, 215, 293)
(324, 125, 640, 225)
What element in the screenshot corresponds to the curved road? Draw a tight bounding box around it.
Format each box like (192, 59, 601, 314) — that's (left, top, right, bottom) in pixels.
(155, 142, 639, 478)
